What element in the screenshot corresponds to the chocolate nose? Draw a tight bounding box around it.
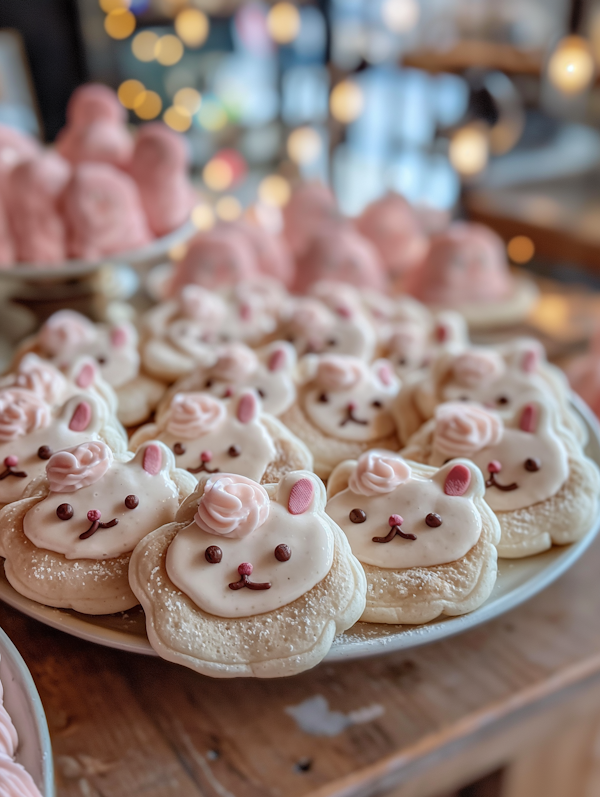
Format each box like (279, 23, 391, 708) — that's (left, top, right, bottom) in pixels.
(200, 451, 212, 463)
(389, 514, 403, 527)
(488, 460, 502, 474)
(348, 401, 357, 412)
(223, 387, 233, 398)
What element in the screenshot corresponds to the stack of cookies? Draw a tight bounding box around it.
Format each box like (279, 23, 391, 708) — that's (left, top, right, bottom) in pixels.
(0, 205, 597, 680)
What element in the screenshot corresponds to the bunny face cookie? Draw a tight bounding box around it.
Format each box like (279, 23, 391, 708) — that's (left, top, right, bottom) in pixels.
(402, 400, 600, 558)
(326, 452, 500, 624)
(0, 390, 126, 507)
(280, 355, 400, 478)
(0, 440, 195, 614)
(129, 471, 366, 677)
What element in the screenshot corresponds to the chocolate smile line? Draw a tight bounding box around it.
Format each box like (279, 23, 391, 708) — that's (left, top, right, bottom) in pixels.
(485, 473, 518, 491)
(228, 574, 272, 591)
(0, 467, 27, 480)
(372, 525, 416, 543)
(340, 409, 369, 427)
(79, 518, 119, 540)
(187, 462, 220, 475)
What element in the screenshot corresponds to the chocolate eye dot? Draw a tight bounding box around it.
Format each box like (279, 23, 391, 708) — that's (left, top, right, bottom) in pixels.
(426, 513, 442, 527)
(371, 400, 383, 408)
(205, 545, 222, 564)
(97, 356, 107, 365)
(524, 458, 541, 472)
(257, 389, 266, 398)
(37, 445, 52, 460)
(459, 395, 469, 401)
(56, 503, 73, 521)
(204, 379, 213, 388)
(497, 396, 509, 405)
(125, 495, 139, 510)
(274, 543, 291, 562)
(228, 445, 241, 457)
(398, 358, 407, 366)
(318, 393, 328, 403)
(349, 508, 366, 523)
(173, 442, 186, 456)
(326, 338, 337, 347)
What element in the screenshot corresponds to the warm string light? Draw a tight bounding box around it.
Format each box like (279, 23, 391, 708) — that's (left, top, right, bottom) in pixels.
(175, 8, 209, 48)
(258, 175, 291, 207)
(449, 125, 489, 176)
(132, 30, 158, 61)
(155, 34, 184, 65)
(133, 90, 162, 119)
(381, 0, 420, 33)
(267, 3, 301, 44)
(287, 127, 321, 164)
(330, 81, 364, 123)
(118, 79, 145, 109)
(163, 105, 192, 131)
(191, 204, 215, 231)
(216, 196, 242, 221)
(203, 158, 234, 191)
(104, 8, 136, 39)
(507, 236, 535, 264)
(99, 0, 130, 11)
(547, 35, 595, 95)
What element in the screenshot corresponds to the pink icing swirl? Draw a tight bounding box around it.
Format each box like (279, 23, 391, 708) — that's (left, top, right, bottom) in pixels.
(0, 753, 43, 797)
(433, 402, 503, 457)
(195, 474, 270, 538)
(349, 451, 412, 496)
(179, 285, 226, 325)
(452, 350, 504, 388)
(47, 441, 113, 493)
(0, 684, 17, 758)
(0, 390, 51, 442)
(211, 344, 258, 382)
(39, 310, 96, 356)
(315, 356, 363, 391)
(166, 393, 226, 439)
(13, 355, 67, 405)
(289, 299, 331, 335)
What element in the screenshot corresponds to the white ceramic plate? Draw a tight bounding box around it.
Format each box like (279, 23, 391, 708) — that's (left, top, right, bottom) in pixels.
(0, 626, 54, 795)
(0, 220, 195, 282)
(0, 396, 597, 663)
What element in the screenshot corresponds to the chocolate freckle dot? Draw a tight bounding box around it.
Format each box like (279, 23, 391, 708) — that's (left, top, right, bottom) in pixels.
(425, 513, 442, 528)
(205, 545, 222, 564)
(228, 445, 241, 457)
(525, 458, 541, 472)
(56, 503, 73, 521)
(274, 543, 292, 562)
(37, 445, 52, 460)
(125, 495, 139, 510)
(349, 508, 367, 524)
(173, 442, 186, 456)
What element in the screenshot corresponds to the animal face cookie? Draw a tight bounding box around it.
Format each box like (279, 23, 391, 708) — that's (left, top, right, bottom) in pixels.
(149, 391, 276, 482)
(166, 472, 334, 618)
(23, 441, 180, 560)
(326, 452, 483, 570)
(302, 356, 399, 443)
(0, 391, 111, 505)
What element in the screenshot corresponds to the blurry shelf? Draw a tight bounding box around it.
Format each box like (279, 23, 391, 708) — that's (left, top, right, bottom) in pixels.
(403, 40, 543, 76)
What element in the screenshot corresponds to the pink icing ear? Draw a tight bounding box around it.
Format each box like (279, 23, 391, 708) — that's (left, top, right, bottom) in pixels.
(142, 444, 162, 475)
(237, 392, 258, 423)
(336, 304, 352, 319)
(435, 323, 449, 343)
(288, 478, 314, 514)
(444, 464, 472, 496)
(377, 362, 394, 387)
(519, 403, 538, 433)
(239, 303, 252, 321)
(75, 362, 95, 389)
(268, 348, 287, 372)
(521, 348, 539, 374)
(110, 325, 128, 348)
(69, 401, 92, 431)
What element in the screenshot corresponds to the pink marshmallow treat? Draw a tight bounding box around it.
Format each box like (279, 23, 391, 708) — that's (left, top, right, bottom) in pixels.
(233, 220, 295, 287)
(0, 124, 40, 174)
(282, 181, 340, 258)
(567, 326, 600, 418)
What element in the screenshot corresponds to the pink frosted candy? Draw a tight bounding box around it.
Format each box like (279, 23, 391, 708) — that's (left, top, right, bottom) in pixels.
(8, 354, 68, 405)
(39, 309, 96, 356)
(0, 753, 43, 797)
(407, 222, 513, 306)
(130, 123, 194, 236)
(194, 474, 270, 538)
(169, 226, 259, 294)
(567, 325, 600, 418)
(57, 119, 134, 168)
(178, 284, 227, 325)
(294, 225, 386, 294)
(282, 181, 340, 258)
(349, 451, 412, 496)
(0, 124, 40, 173)
(7, 157, 67, 264)
(165, 393, 226, 439)
(233, 220, 295, 287)
(64, 84, 126, 127)
(211, 344, 259, 382)
(62, 163, 151, 260)
(433, 402, 503, 458)
(315, 355, 364, 391)
(0, 190, 14, 267)
(356, 194, 429, 284)
(46, 440, 113, 493)
(0, 389, 51, 442)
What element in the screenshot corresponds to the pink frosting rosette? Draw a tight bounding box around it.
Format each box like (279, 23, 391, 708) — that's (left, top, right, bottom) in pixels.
(315, 355, 364, 391)
(433, 402, 503, 457)
(39, 310, 96, 356)
(0, 752, 43, 797)
(211, 344, 258, 382)
(349, 451, 412, 496)
(179, 285, 227, 325)
(289, 299, 332, 336)
(195, 474, 270, 538)
(13, 355, 67, 405)
(0, 390, 51, 442)
(166, 393, 225, 439)
(47, 441, 113, 493)
(452, 350, 504, 388)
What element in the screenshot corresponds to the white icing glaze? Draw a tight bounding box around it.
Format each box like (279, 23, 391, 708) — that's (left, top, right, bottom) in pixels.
(303, 356, 399, 442)
(23, 442, 180, 560)
(154, 392, 276, 482)
(0, 753, 43, 797)
(166, 472, 334, 618)
(326, 455, 483, 569)
(165, 318, 215, 363)
(0, 394, 107, 505)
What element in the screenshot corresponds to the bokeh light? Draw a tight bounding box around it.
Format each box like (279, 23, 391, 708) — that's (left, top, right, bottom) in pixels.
(118, 79, 145, 109)
(287, 127, 322, 164)
(169, 242, 189, 260)
(192, 204, 215, 231)
(216, 196, 243, 221)
(267, 3, 301, 44)
(104, 8, 136, 39)
(163, 105, 192, 131)
(381, 0, 420, 33)
(197, 98, 228, 130)
(548, 36, 595, 95)
(155, 34, 184, 66)
(330, 80, 364, 123)
(175, 8, 209, 48)
(258, 175, 291, 207)
(203, 158, 234, 191)
(133, 90, 162, 119)
(132, 30, 158, 61)
(449, 125, 489, 176)
(507, 236, 535, 264)
(99, 0, 130, 11)
(174, 87, 202, 114)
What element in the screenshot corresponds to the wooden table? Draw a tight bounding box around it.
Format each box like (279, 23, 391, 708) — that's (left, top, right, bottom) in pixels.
(2, 522, 600, 797)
